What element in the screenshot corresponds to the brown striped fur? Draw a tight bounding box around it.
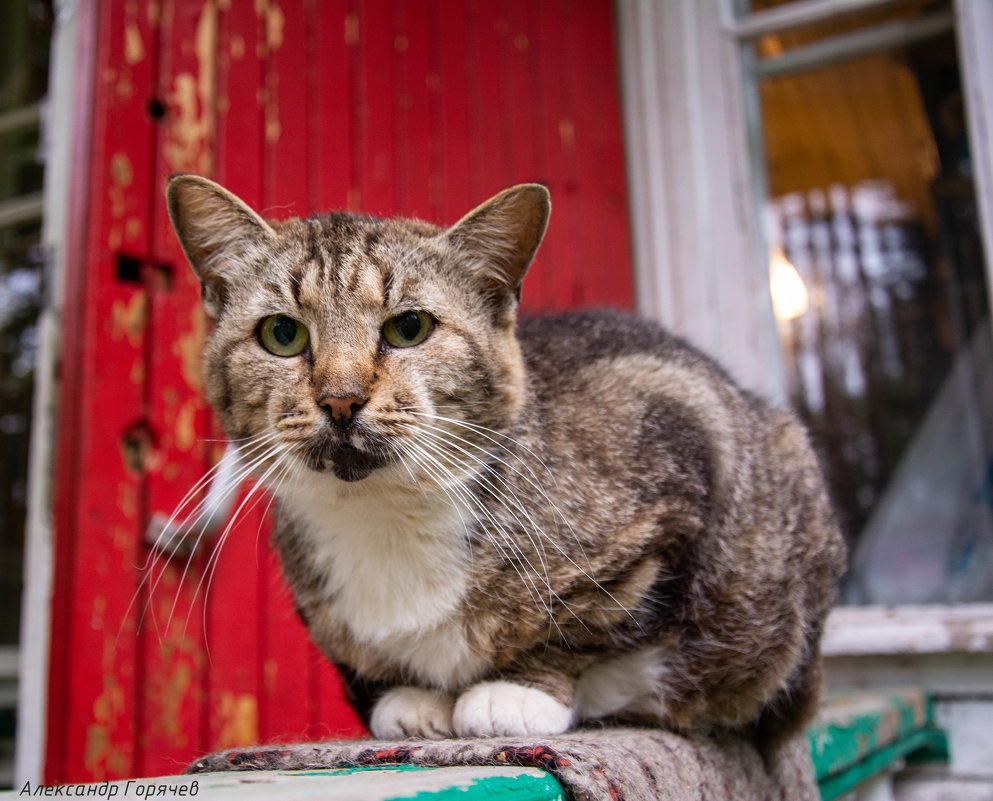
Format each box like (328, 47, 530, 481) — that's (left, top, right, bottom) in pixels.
(167, 175, 846, 745)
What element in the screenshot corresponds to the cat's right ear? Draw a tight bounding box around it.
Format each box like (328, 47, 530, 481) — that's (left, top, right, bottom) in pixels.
(166, 175, 275, 319)
(445, 184, 551, 309)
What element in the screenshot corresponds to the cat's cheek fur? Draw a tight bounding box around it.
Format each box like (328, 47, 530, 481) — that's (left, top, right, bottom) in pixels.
(369, 687, 455, 740)
(452, 681, 573, 737)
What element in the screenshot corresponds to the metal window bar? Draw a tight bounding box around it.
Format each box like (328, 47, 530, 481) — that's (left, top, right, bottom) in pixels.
(0, 103, 41, 137)
(727, 0, 922, 39)
(727, 1, 954, 78)
(0, 102, 44, 230)
(0, 193, 45, 229)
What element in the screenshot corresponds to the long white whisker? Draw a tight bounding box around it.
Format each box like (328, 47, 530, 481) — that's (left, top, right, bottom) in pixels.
(404, 438, 545, 598)
(125, 432, 281, 639)
(403, 438, 556, 624)
(154, 439, 285, 627)
(407, 416, 578, 544)
(404, 423, 637, 627)
(186, 451, 289, 640)
(144, 432, 278, 556)
(393, 439, 476, 564)
(407, 429, 555, 594)
(407, 413, 595, 574)
(405, 410, 552, 485)
(171, 442, 289, 634)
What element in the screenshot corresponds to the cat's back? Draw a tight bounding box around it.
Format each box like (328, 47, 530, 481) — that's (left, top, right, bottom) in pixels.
(515, 309, 834, 550)
(517, 309, 765, 455)
(518, 309, 746, 392)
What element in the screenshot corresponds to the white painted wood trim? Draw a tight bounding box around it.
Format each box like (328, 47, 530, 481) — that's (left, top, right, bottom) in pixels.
(15, 0, 91, 787)
(955, 0, 993, 322)
(616, 0, 787, 400)
(823, 604, 993, 657)
(725, 0, 909, 39)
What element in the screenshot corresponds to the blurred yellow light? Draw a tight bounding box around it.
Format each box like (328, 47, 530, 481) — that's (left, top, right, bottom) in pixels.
(769, 249, 809, 321)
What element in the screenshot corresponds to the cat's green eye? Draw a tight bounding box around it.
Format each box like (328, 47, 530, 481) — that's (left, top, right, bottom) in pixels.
(259, 314, 310, 357)
(382, 310, 434, 348)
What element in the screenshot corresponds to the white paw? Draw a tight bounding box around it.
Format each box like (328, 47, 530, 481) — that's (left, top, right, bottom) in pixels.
(452, 681, 573, 737)
(369, 687, 454, 739)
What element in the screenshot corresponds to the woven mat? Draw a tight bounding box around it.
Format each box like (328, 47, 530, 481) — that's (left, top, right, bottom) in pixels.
(187, 727, 818, 801)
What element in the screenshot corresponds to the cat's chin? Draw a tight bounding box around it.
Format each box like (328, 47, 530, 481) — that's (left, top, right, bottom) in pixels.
(308, 441, 386, 482)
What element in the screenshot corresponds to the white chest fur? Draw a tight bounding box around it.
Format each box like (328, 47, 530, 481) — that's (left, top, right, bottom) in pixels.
(278, 475, 485, 689)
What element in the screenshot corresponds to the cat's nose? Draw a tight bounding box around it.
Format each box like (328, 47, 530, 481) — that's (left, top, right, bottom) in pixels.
(319, 395, 367, 426)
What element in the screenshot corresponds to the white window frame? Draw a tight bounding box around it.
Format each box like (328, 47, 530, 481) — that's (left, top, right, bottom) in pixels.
(615, 0, 993, 633)
(617, 6, 993, 783)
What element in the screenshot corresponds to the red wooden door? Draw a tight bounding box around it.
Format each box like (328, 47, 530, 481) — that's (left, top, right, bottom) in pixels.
(47, 0, 633, 782)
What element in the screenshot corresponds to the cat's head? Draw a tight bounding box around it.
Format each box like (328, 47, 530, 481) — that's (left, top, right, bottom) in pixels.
(167, 176, 549, 489)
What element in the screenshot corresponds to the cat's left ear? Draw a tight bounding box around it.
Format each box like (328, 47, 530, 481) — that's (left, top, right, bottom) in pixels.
(166, 175, 276, 318)
(446, 184, 550, 304)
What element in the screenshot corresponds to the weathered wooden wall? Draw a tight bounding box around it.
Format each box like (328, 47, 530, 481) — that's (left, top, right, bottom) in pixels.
(46, 0, 633, 783)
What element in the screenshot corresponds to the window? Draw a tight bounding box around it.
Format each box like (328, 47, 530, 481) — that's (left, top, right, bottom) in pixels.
(734, 0, 993, 604)
(0, 0, 52, 646)
(1, 0, 53, 788)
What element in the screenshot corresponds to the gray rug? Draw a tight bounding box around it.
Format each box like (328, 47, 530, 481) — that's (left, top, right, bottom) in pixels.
(187, 727, 818, 801)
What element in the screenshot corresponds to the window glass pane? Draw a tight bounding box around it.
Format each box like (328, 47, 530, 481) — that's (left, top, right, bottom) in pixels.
(0, 0, 53, 646)
(752, 11, 993, 603)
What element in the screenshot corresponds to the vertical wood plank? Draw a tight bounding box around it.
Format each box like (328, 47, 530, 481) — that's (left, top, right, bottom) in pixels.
(48, 0, 158, 781)
(260, 0, 317, 745)
(135, 0, 215, 775)
(616, 0, 784, 396)
(433, 0, 473, 223)
(525, 0, 573, 310)
(576, 0, 634, 312)
(313, 0, 355, 213)
(21, 0, 98, 783)
(355, 1, 396, 215)
(501, 0, 547, 304)
(467, 0, 508, 201)
(394, 0, 436, 219)
(46, 0, 102, 779)
(204, 0, 266, 758)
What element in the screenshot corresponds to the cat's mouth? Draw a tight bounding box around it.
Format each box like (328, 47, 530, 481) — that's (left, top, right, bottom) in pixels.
(308, 440, 387, 482)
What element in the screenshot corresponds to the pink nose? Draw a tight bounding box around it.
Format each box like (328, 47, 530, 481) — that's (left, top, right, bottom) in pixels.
(319, 395, 366, 425)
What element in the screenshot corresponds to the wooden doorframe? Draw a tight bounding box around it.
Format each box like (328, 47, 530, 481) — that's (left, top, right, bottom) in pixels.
(15, 0, 100, 786)
(955, 0, 993, 318)
(615, 0, 786, 400)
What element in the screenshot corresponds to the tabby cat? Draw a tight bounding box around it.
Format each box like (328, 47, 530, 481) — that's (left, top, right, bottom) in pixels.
(165, 175, 845, 744)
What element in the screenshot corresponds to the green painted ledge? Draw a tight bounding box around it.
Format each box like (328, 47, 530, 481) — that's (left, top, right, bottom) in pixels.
(808, 688, 948, 800)
(8, 766, 566, 801)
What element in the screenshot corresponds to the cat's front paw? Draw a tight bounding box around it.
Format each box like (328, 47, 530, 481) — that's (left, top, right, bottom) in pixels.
(453, 681, 573, 737)
(369, 687, 454, 739)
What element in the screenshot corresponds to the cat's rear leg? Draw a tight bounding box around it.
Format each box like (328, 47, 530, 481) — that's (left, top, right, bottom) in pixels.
(754, 634, 826, 746)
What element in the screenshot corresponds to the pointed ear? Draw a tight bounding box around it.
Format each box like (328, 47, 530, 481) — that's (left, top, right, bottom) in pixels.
(166, 175, 275, 317)
(446, 184, 550, 302)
